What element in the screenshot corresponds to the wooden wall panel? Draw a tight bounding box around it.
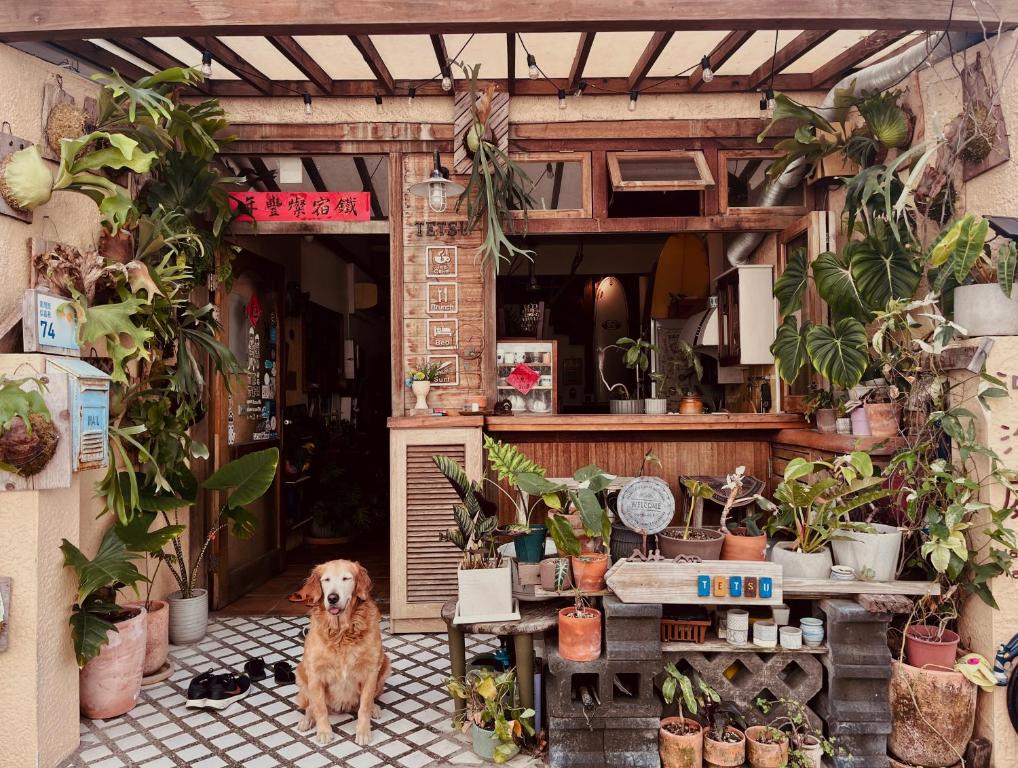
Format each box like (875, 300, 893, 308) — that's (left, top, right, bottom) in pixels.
(399, 154, 494, 414)
(493, 432, 771, 526)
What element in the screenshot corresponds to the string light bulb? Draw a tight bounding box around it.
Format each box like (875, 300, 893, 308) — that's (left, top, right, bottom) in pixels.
(302, 92, 312, 116)
(575, 80, 587, 99)
(759, 92, 769, 120)
(628, 90, 639, 112)
(765, 87, 776, 116)
(527, 54, 539, 80)
(440, 66, 453, 92)
(407, 86, 416, 105)
(558, 88, 567, 110)
(374, 94, 383, 113)
(200, 50, 213, 78)
(700, 55, 714, 84)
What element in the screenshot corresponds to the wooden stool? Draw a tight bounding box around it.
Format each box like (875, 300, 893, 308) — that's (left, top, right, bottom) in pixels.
(441, 598, 563, 719)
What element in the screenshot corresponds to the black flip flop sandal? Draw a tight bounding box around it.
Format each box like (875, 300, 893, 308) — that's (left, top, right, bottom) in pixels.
(273, 661, 296, 685)
(243, 658, 268, 681)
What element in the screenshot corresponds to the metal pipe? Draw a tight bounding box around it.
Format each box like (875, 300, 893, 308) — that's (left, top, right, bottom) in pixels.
(726, 31, 971, 266)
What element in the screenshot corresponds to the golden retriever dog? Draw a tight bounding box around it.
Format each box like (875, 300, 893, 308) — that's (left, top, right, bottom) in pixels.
(292, 559, 390, 746)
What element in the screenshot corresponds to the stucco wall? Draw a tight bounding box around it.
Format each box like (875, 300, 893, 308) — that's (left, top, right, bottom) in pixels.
(921, 29, 1018, 767)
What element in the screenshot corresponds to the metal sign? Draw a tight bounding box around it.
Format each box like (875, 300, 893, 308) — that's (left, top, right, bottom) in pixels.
(22, 288, 79, 356)
(616, 476, 675, 535)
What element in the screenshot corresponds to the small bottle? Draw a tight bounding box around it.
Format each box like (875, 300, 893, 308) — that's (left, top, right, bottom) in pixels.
(227, 398, 236, 446)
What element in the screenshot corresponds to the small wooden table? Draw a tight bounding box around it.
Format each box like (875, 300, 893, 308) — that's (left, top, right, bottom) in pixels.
(441, 599, 563, 718)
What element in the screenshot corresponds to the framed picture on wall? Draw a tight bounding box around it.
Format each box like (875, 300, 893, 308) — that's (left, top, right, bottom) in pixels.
(426, 319, 459, 350)
(427, 355, 459, 386)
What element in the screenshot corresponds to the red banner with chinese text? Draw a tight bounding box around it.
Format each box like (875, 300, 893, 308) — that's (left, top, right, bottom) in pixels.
(229, 191, 371, 222)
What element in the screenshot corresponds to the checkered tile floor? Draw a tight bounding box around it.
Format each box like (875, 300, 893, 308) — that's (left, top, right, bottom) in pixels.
(66, 615, 543, 767)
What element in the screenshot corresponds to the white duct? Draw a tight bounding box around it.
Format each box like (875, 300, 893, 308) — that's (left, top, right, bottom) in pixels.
(726, 31, 970, 266)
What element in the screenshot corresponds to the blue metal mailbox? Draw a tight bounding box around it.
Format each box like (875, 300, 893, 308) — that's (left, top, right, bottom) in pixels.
(46, 358, 110, 471)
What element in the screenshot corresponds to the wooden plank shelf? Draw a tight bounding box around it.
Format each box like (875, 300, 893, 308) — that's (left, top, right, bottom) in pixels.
(662, 634, 828, 655)
(485, 413, 807, 433)
(772, 429, 905, 455)
(533, 586, 610, 598)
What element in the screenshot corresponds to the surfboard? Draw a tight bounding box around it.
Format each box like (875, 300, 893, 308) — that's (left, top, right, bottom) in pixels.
(593, 276, 630, 400)
(650, 234, 710, 319)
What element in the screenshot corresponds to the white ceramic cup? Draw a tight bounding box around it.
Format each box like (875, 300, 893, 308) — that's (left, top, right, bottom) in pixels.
(727, 609, 749, 631)
(753, 620, 778, 648)
(727, 627, 749, 645)
(779, 626, 803, 650)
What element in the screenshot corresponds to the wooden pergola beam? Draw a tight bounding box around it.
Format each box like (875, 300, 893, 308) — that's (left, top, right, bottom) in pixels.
(568, 32, 595, 91)
(111, 37, 196, 77)
(809, 30, 910, 87)
(183, 36, 273, 95)
(201, 71, 813, 98)
(50, 39, 149, 81)
(689, 30, 752, 90)
(248, 157, 280, 191)
(430, 34, 449, 75)
(746, 29, 835, 90)
(1, 2, 1000, 40)
(353, 156, 385, 219)
(301, 157, 327, 191)
(626, 31, 673, 92)
(506, 33, 516, 95)
(349, 35, 395, 94)
(267, 36, 332, 93)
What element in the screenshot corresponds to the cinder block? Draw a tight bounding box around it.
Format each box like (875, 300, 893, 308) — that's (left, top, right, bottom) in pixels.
(547, 716, 661, 768)
(833, 732, 891, 756)
(548, 720, 605, 768)
(604, 718, 661, 768)
(824, 717, 893, 737)
(604, 595, 663, 660)
(545, 648, 662, 719)
(824, 675, 893, 703)
(833, 755, 890, 768)
(814, 692, 890, 723)
(603, 596, 663, 620)
(821, 599, 891, 624)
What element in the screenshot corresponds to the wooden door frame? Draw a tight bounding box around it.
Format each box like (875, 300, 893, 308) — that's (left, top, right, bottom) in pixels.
(210, 250, 286, 609)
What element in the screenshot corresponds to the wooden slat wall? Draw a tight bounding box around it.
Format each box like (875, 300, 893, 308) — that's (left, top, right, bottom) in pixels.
(405, 444, 464, 604)
(493, 432, 771, 525)
(400, 153, 494, 415)
(390, 425, 483, 633)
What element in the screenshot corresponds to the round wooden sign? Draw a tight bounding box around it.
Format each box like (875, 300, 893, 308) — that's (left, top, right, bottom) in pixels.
(616, 476, 675, 535)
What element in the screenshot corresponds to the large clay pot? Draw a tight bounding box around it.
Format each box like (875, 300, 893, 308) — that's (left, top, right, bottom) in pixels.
(659, 717, 703, 768)
(79, 607, 147, 719)
(558, 606, 601, 662)
(831, 524, 902, 582)
(769, 542, 833, 578)
(889, 661, 975, 767)
(167, 589, 209, 645)
(745, 726, 789, 768)
(678, 396, 705, 415)
(125, 599, 168, 675)
(704, 726, 746, 767)
(864, 402, 902, 437)
(904, 625, 960, 670)
(570, 553, 609, 591)
(539, 557, 573, 592)
(720, 529, 767, 561)
(658, 527, 724, 560)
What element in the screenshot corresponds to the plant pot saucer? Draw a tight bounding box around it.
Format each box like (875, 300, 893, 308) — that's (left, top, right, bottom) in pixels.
(141, 661, 174, 687)
(452, 598, 521, 625)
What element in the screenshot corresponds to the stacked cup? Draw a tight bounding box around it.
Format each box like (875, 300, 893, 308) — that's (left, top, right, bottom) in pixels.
(727, 609, 749, 645)
(753, 620, 778, 649)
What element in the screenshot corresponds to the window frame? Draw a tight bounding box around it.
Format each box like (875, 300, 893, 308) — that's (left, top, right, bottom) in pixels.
(509, 151, 592, 219)
(605, 150, 715, 192)
(719, 149, 808, 215)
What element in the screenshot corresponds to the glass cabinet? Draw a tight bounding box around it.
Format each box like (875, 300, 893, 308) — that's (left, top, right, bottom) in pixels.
(496, 339, 558, 415)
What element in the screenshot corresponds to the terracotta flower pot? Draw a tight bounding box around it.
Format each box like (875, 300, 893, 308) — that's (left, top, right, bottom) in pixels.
(814, 408, 837, 433)
(745, 726, 788, 768)
(558, 606, 601, 662)
(889, 661, 975, 767)
(539, 557, 573, 592)
(125, 599, 168, 675)
(659, 717, 703, 768)
(904, 625, 960, 670)
(570, 553, 609, 591)
(864, 402, 901, 437)
(678, 396, 705, 415)
(658, 527, 724, 560)
(79, 607, 147, 719)
(704, 726, 746, 767)
(720, 529, 767, 561)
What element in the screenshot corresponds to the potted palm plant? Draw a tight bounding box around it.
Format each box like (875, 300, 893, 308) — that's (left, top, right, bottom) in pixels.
(756, 452, 890, 579)
(446, 668, 535, 763)
(126, 448, 279, 645)
(61, 527, 154, 718)
(658, 478, 722, 560)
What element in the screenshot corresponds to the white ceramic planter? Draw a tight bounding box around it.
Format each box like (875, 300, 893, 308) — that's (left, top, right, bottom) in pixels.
(167, 589, 208, 645)
(771, 604, 790, 626)
(779, 626, 802, 650)
(954, 283, 1018, 336)
(753, 620, 777, 648)
(644, 398, 668, 415)
(769, 542, 833, 579)
(457, 562, 514, 621)
(831, 524, 902, 582)
(411, 380, 431, 410)
(610, 399, 644, 415)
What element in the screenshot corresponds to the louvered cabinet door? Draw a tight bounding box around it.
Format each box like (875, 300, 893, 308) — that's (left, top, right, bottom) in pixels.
(390, 426, 483, 633)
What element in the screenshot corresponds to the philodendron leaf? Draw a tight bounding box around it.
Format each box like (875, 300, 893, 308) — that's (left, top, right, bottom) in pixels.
(813, 250, 867, 321)
(60, 527, 148, 605)
(806, 317, 869, 388)
(114, 511, 185, 554)
(953, 215, 990, 284)
(849, 235, 922, 311)
(771, 316, 810, 384)
(69, 604, 117, 667)
(997, 241, 1017, 298)
(203, 447, 279, 508)
(774, 247, 809, 315)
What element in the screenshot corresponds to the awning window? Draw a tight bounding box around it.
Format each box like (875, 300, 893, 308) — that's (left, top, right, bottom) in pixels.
(606, 150, 714, 192)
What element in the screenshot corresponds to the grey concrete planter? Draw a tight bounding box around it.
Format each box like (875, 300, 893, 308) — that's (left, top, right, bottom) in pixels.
(167, 589, 208, 645)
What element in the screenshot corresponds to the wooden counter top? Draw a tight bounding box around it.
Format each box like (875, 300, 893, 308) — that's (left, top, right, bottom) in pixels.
(387, 414, 484, 429)
(484, 413, 806, 432)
